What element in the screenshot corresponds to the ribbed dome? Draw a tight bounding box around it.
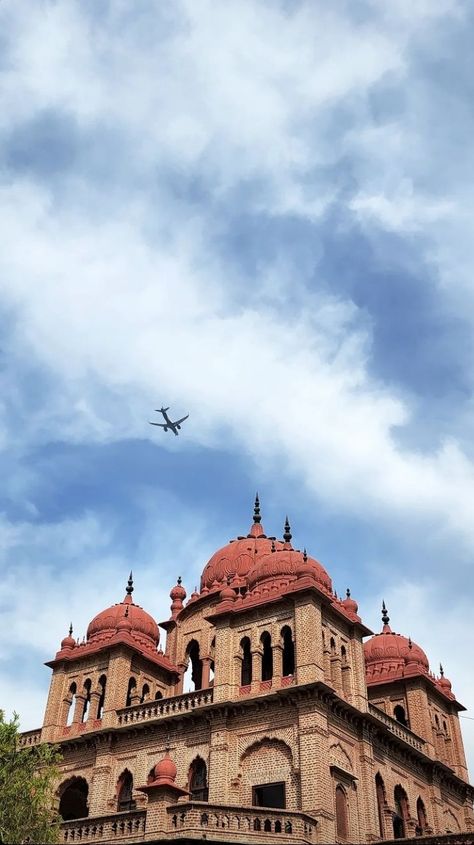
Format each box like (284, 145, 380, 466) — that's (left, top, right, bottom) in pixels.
(364, 603, 429, 673)
(247, 546, 332, 593)
(87, 574, 159, 652)
(200, 496, 284, 589)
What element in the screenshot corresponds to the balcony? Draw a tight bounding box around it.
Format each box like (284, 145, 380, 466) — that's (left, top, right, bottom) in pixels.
(117, 687, 214, 727)
(61, 811, 145, 843)
(167, 802, 317, 843)
(368, 703, 425, 752)
(18, 728, 42, 748)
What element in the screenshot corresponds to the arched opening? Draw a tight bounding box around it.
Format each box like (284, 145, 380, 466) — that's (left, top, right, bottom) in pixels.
(435, 713, 440, 729)
(58, 777, 89, 821)
(117, 769, 135, 812)
(281, 626, 295, 677)
(330, 637, 336, 654)
(140, 683, 150, 703)
(393, 785, 409, 839)
(260, 631, 273, 681)
(81, 679, 92, 722)
(275, 820, 282, 833)
(155, 690, 163, 700)
(125, 677, 137, 707)
(394, 704, 408, 727)
(97, 675, 106, 719)
(188, 757, 208, 802)
(253, 818, 261, 831)
(209, 636, 215, 686)
(66, 682, 77, 726)
(240, 637, 252, 686)
(264, 819, 271, 832)
(416, 797, 428, 834)
(375, 773, 386, 837)
(184, 640, 202, 691)
(335, 784, 349, 840)
(341, 645, 347, 663)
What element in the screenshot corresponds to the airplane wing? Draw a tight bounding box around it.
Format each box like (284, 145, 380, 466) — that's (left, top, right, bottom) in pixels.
(149, 422, 167, 428)
(174, 415, 189, 425)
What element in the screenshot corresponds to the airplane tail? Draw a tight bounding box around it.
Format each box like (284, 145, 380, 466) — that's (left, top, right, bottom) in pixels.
(159, 406, 169, 413)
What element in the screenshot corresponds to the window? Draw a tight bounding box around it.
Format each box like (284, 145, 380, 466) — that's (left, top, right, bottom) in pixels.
(375, 774, 386, 837)
(335, 784, 349, 839)
(240, 637, 252, 686)
(81, 679, 92, 722)
(264, 819, 272, 832)
(125, 677, 137, 708)
(66, 682, 77, 726)
(416, 797, 428, 834)
(281, 626, 295, 676)
(117, 770, 135, 812)
(155, 690, 163, 700)
(97, 675, 106, 719)
(59, 777, 89, 821)
(140, 683, 150, 703)
(393, 786, 409, 839)
(184, 640, 202, 691)
(189, 757, 208, 801)
(260, 632, 273, 681)
(394, 705, 408, 727)
(252, 782, 285, 809)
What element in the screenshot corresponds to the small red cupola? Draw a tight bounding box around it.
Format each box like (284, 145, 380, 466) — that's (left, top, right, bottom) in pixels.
(86, 573, 160, 652)
(364, 602, 429, 681)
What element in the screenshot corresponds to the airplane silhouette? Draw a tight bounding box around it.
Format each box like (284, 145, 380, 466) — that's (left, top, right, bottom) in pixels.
(149, 407, 189, 436)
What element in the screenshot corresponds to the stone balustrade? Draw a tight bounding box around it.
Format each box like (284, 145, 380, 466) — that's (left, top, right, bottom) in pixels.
(167, 801, 317, 843)
(117, 688, 214, 726)
(18, 728, 42, 747)
(61, 811, 146, 843)
(369, 703, 425, 752)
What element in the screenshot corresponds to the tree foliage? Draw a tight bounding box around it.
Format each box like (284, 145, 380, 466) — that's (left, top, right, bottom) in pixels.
(0, 711, 61, 844)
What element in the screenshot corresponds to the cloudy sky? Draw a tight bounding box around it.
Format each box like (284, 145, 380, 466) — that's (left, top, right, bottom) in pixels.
(2, 0, 474, 770)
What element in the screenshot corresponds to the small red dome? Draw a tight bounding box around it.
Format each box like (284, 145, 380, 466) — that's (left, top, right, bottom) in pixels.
(153, 753, 177, 782)
(170, 579, 186, 602)
(364, 605, 429, 675)
(61, 624, 75, 650)
(342, 589, 359, 615)
(200, 497, 284, 589)
(87, 574, 159, 652)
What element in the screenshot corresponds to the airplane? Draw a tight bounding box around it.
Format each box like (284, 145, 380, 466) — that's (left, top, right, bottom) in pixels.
(149, 407, 189, 436)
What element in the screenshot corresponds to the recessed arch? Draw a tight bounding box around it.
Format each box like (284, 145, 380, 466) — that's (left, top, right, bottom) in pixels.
(58, 776, 89, 821)
(188, 756, 208, 802)
(281, 626, 295, 676)
(260, 631, 273, 681)
(335, 783, 349, 840)
(240, 636, 252, 686)
(117, 768, 135, 812)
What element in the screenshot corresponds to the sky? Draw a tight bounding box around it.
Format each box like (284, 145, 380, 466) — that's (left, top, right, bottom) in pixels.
(1, 0, 474, 773)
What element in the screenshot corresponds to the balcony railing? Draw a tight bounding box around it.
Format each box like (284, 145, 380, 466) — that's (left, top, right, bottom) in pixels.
(368, 703, 425, 752)
(167, 802, 317, 843)
(61, 811, 146, 842)
(117, 687, 213, 726)
(18, 728, 42, 748)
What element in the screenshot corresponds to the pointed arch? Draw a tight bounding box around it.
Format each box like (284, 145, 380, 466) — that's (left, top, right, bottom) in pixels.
(394, 704, 408, 726)
(393, 785, 409, 839)
(240, 636, 252, 686)
(81, 679, 92, 722)
(184, 639, 202, 691)
(125, 677, 137, 707)
(416, 797, 428, 834)
(66, 682, 77, 726)
(260, 631, 273, 681)
(58, 776, 89, 821)
(140, 683, 150, 703)
(97, 675, 106, 719)
(188, 756, 208, 802)
(281, 626, 295, 677)
(375, 773, 386, 837)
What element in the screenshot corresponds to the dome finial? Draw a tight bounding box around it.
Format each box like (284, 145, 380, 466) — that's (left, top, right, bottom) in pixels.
(381, 600, 390, 626)
(346, 588, 351, 599)
(177, 576, 182, 585)
(303, 548, 308, 563)
(126, 571, 134, 596)
(69, 622, 73, 636)
(283, 516, 292, 544)
(253, 493, 261, 524)
(440, 663, 444, 677)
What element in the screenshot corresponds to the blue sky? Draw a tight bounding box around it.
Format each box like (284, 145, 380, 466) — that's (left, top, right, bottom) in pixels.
(2, 0, 474, 770)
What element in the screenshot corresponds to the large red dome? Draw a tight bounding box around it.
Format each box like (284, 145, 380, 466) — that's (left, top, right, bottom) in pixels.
(200, 496, 284, 590)
(87, 574, 159, 653)
(364, 603, 429, 677)
(247, 546, 332, 593)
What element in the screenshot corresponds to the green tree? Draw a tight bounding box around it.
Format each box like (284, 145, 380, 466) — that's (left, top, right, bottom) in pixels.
(0, 711, 61, 844)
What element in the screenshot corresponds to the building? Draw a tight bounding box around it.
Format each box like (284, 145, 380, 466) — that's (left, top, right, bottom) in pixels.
(21, 496, 474, 843)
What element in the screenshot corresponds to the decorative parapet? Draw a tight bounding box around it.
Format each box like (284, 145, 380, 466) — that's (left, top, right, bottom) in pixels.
(18, 728, 42, 748)
(368, 703, 425, 752)
(166, 801, 317, 843)
(117, 688, 214, 727)
(61, 811, 146, 843)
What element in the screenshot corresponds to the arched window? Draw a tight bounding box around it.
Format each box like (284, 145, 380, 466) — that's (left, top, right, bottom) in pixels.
(117, 769, 135, 812)
(394, 704, 408, 726)
(240, 637, 252, 686)
(260, 631, 273, 681)
(97, 675, 106, 719)
(330, 637, 336, 654)
(253, 818, 261, 831)
(81, 679, 92, 722)
(435, 713, 440, 729)
(155, 690, 163, 700)
(189, 757, 208, 802)
(416, 797, 428, 834)
(335, 784, 349, 839)
(281, 626, 295, 676)
(125, 677, 137, 708)
(264, 819, 272, 832)
(66, 682, 77, 726)
(393, 785, 409, 839)
(58, 777, 89, 821)
(341, 645, 347, 664)
(275, 820, 282, 833)
(140, 683, 150, 703)
(375, 773, 386, 837)
(443, 719, 448, 734)
(184, 640, 202, 691)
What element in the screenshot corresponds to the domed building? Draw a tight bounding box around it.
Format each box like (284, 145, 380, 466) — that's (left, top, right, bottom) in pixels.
(28, 497, 473, 844)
